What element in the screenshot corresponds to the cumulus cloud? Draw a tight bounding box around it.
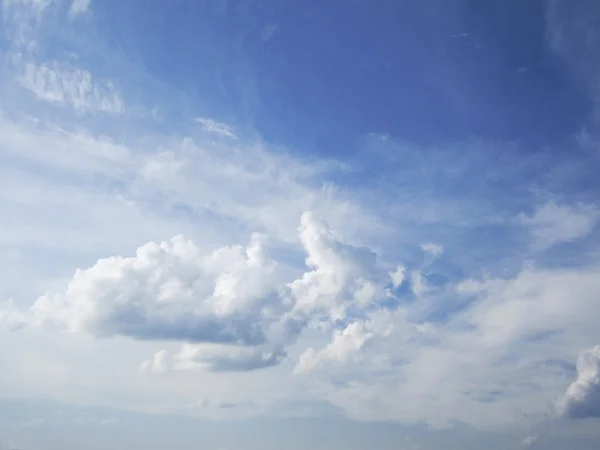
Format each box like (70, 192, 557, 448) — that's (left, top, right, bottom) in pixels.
(289, 212, 384, 321)
(520, 202, 599, 250)
(295, 313, 393, 374)
(316, 261, 600, 427)
(23, 233, 281, 345)
(295, 322, 374, 374)
(3, 213, 399, 374)
(3, 0, 600, 428)
(557, 346, 600, 419)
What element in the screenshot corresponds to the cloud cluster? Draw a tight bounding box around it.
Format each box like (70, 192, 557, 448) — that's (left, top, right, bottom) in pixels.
(4, 197, 600, 427)
(5, 213, 398, 375)
(557, 346, 600, 419)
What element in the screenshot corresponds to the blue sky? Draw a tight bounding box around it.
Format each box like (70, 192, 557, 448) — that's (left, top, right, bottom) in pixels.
(1, 0, 600, 449)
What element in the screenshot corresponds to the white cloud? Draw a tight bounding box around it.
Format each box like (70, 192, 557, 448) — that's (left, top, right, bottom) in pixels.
(16, 59, 125, 114)
(289, 212, 385, 321)
(520, 202, 599, 250)
(420, 242, 444, 261)
(2, 0, 89, 50)
(2, 109, 600, 431)
(557, 346, 600, 419)
(69, 0, 90, 16)
(21, 233, 282, 345)
(0, 299, 28, 330)
(523, 435, 538, 447)
(196, 117, 238, 139)
(295, 317, 392, 374)
(140, 349, 169, 374)
(409, 242, 444, 297)
(389, 265, 405, 288)
(2, 0, 600, 434)
(312, 262, 600, 427)
(174, 343, 287, 372)
(2, 211, 401, 377)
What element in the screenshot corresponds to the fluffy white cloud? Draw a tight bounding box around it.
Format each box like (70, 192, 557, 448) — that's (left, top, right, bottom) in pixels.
(520, 202, 599, 250)
(3, 212, 400, 376)
(557, 346, 600, 419)
(295, 317, 392, 374)
(389, 265, 405, 288)
(522, 435, 538, 447)
(24, 233, 281, 345)
(289, 212, 386, 321)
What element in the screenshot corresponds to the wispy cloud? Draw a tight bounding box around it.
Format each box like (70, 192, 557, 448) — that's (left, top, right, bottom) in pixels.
(15, 59, 125, 114)
(520, 202, 599, 250)
(196, 117, 238, 139)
